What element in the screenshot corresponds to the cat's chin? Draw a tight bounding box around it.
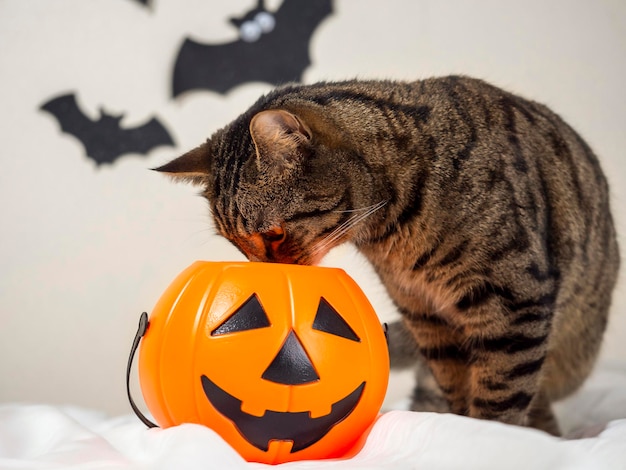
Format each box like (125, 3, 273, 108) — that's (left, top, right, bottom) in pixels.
(246, 250, 324, 266)
(247, 257, 320, 266)
(289, 248, 328, 266)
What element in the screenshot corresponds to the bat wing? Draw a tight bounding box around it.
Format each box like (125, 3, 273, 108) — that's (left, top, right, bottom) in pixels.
(114, 117, 175, 158)
(173, 37, 277, 96)
(269, 0, 333, 78)
(172, 0, 333, 97)
(40, 93, 96, 140)
(40, 93, 115, 164)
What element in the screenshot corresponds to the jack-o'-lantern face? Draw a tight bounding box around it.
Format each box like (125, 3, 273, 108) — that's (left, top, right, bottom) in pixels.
(139, 262, 389, 464)
(202, 294, 366, 453)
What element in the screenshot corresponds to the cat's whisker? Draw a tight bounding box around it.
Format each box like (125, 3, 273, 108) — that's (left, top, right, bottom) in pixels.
(332, 204, 383, 214)
(315, 204, 374, 247)
(315, 209, 368, 249)
(311, 200, 388, 256)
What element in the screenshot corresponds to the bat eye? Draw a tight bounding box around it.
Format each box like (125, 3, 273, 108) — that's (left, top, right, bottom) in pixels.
(240, 21, 262, 42)
(255, 12, 275, 33)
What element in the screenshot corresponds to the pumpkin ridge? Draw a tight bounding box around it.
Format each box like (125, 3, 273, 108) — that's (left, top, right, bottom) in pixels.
(156, 264, 203, 426)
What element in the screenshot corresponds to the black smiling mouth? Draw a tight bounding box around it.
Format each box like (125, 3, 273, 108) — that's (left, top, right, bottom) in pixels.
(201, 375, 365, 453)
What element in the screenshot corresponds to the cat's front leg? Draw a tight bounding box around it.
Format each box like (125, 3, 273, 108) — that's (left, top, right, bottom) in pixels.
(401, 313, 470, 415)
(462, 302, 553, 430)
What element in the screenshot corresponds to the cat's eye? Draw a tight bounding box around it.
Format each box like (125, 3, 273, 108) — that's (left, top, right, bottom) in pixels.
(312, 298, 360, 342)
(211, 294, 271, 336)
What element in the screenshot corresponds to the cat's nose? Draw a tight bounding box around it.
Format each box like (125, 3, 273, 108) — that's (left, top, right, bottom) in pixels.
(259, 226, 290, 262)
(239, 228, 293, 263)
(260, 227, 286, 245)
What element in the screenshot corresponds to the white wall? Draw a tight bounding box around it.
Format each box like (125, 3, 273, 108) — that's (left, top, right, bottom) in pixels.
(1, 0, 624, 416)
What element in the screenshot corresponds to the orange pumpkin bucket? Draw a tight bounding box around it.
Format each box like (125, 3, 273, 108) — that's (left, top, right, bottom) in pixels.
(127, 261, 389, 464)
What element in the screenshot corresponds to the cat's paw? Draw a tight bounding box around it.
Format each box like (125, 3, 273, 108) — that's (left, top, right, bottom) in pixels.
(410, 387, 451, 413)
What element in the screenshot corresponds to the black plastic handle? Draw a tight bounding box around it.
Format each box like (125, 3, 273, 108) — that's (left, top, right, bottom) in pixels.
(126, 312, 158, 428)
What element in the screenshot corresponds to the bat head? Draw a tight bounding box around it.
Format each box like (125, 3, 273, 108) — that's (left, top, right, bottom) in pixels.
(98, 108, 124, 126)
(229, 0, 275, 43)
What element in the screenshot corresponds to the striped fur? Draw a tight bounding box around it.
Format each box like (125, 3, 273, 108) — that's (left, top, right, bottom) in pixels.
(157, 76, 619, 434)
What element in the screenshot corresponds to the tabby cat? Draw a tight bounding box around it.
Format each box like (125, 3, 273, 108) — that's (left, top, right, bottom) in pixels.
(156, 76, 619, 435)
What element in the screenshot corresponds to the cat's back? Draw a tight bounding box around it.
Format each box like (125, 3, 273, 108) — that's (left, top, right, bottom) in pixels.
(252, 76, 588, 161)
(255, 75, 537, 114)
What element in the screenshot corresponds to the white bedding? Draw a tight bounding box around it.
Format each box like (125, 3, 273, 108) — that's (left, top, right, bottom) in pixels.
(2, 362, 625, 470)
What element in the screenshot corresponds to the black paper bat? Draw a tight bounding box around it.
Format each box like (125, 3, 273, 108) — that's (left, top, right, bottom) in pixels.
(172, 0, 333, 97)
(40, 93, 175, 166)
(131, 0, 152, 9)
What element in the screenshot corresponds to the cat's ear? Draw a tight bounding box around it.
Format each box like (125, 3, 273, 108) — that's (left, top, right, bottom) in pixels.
(153, 142, 211, 186)
(250, 109, 312, 174)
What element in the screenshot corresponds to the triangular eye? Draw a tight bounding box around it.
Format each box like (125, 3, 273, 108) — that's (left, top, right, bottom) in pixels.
(211, 294, 271, 336)
(312, 297, 360, 342)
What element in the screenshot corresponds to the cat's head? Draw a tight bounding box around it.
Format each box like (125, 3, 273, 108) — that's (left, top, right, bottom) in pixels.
(156, 109, 376, 265)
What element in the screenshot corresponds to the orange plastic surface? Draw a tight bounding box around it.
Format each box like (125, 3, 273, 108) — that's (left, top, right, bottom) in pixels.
(138, 261, 389, 464)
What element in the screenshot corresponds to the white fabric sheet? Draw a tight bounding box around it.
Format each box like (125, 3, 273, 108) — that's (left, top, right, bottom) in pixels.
(2, 362, 625, 470)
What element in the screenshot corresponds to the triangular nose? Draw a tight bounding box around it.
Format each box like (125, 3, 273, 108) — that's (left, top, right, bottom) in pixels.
(262, 331, 320, 385)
